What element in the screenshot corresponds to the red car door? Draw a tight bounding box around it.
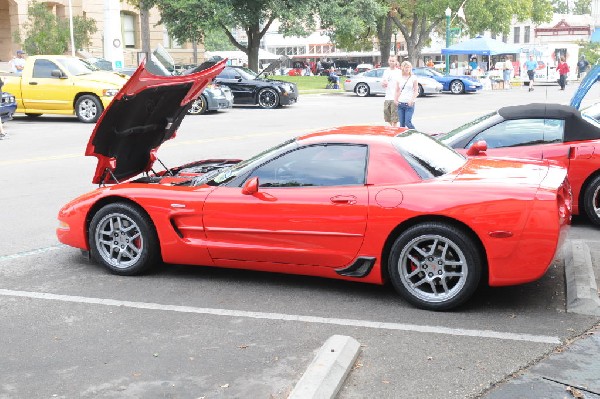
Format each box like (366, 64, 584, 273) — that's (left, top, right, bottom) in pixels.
(202, 185, 368, 267)
(202, 143, 370, 268)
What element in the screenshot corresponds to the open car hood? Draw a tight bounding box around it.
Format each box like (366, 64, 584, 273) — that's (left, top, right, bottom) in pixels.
(86, 58, 227, 184)
(255, 59, 283, 79)
(570, 65, 600, 109)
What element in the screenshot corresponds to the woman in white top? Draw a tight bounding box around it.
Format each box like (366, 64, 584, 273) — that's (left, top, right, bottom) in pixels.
(393, 60, 419, 129)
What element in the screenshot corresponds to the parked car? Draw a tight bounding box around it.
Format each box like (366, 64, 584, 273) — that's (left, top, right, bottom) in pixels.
(437, 66, 600, 225)
(0, 88, 17, 122)
(186, 83, 233, 115)
(343, 67, 443, 97)
(355, 63, 373, 73)
(1, 55, 127, 123)
(56, 57, 571, 311)
(412, 67, 482, 94)
(214, 65, 298, 109)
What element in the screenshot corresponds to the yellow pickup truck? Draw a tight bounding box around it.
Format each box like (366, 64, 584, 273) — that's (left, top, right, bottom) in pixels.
(1, 55, 127, 123)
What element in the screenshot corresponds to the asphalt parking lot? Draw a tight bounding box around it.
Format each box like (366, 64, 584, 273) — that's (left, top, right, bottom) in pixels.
(1, 83, 599, 398)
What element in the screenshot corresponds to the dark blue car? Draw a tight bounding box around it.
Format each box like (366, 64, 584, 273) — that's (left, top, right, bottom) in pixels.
(413, 67, 482, 94)
(0, 88, 17, 123)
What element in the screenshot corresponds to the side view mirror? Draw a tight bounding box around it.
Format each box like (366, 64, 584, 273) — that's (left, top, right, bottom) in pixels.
(466, 140, 487, 156)
(242, 177, 259, 195)
(51, 69, 66, 79)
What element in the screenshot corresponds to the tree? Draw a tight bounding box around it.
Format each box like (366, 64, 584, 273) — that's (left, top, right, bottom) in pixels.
(14, 1, 97, 55)
(203, 28, 237, 51)
(578, 40, 600, 65)
(551, 0, 569, 13)
(573, 0, 591, 14)
(320, 0, 553, 68)
(150, 0, 320, 71)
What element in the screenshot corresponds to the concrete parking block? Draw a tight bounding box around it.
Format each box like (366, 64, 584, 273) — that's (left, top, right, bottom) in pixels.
(564, 240, 600, 316)
(288, 335, 361, 399)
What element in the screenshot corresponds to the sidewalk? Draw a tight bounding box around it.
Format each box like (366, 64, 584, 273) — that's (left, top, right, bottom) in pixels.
(481, 222, 600, 398)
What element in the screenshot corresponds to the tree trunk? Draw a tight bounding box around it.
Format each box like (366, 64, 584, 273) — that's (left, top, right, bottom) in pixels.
(246, 22, 261, 72)
(192, 41, 198, 64)
(377, 14, 394, 66)
(140, 0, 151, 57)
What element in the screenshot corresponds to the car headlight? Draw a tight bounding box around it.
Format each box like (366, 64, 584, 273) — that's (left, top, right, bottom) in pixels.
(102, 89, 120, 97)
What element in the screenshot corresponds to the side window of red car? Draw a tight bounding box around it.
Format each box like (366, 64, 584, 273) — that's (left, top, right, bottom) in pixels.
(250, 144, 368, 187)
(467, 119, 564, 149)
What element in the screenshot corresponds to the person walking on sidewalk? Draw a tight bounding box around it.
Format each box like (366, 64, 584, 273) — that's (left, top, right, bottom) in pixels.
(502, 56, 513, 89)
(382, 56, 401, 127)
(394, 60, 419, 129)
(524, 54, 538, 92)
(557, 56, 569, 90)
(577, 55, 589, 79)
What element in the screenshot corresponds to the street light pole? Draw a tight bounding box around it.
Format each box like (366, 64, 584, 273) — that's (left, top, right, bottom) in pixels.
(445, 7, 451, 74)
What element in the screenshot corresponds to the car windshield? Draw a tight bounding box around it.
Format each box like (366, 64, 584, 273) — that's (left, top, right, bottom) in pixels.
(193, 138, 297, 186)
(436, 112, 498, 143)
(57, 57, 95, 75)
(234, 67, 259, 80)
(392, 131, 466, 179)
(424, 68, 443, 77)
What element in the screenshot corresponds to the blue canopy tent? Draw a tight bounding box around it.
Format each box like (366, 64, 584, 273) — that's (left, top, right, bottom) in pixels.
(441, 36, 520, 56)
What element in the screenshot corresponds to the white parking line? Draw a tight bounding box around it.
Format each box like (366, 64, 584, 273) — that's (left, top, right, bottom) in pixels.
(0, 289, 560, 344)
(0, 245, 66, 261)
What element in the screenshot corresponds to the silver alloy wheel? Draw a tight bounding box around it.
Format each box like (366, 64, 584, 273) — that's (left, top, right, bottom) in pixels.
(397, 234, 467, 303)
(77, 98, 99, 122)
(593, 184, 600, 218)
(258, 88, 278, 108)
(450, 80, 464, 94)
(94, 212, 143, 269)
(188, 96, 207, 115)
(356, 83, 369, 97)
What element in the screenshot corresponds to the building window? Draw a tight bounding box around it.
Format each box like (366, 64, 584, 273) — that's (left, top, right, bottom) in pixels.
(513, 27, 520, 43)
(121, 12, 137, 48)
(524, 26, 531, 43)
(163, 28, 181, 49)
(491, 33, 496, 39)
(502, 34, 508, 43)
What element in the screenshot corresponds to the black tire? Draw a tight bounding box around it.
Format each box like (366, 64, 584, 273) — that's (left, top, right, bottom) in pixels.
(25, 113, 42, 118)
(88, 203, 160, 275)
(450, 80, 465, 94)
(388, 222, 482, 311)
(257, 88, 279, 109)
(418, 84, 425, 97)
(75, 94, 103, 123)
(582, 174, 600, 226)
(188, 95, 208, 115)
(355, 83, 370, 97)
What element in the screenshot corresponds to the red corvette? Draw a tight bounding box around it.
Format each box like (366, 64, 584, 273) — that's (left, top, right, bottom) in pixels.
(57, 58, 572, 310)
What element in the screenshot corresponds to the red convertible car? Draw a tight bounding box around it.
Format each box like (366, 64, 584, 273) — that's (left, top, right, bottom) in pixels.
(57, 57, 572, 311)
(439, 66, 600, 226)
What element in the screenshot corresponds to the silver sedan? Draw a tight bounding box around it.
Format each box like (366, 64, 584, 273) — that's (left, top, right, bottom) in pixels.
(343, 67, 443, 97)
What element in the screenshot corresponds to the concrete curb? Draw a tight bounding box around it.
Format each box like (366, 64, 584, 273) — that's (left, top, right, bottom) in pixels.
(564, 240, 600, 316)
(288, 335, 361, 399)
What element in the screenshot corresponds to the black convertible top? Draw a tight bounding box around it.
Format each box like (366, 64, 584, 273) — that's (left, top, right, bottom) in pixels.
(498, 103, 600, 142)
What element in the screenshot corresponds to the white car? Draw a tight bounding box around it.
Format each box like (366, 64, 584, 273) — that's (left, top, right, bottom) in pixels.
(343, 68, 443, 97)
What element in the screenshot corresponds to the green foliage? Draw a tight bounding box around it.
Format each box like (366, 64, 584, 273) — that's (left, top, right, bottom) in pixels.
(552, 0, 568, 13)
(203, 28, 237, 51)
(318, 0, 387, 51)
(13, 1, 97, 55)
(267, 75, 347, 92)
(579, 40, 600, 65)
(150, 0, 320, 71)
(573, 0, 591, 14)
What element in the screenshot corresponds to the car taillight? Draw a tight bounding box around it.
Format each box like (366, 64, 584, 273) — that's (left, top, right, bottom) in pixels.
(345, 79, 351, 83)
(557, 178, 573, 224)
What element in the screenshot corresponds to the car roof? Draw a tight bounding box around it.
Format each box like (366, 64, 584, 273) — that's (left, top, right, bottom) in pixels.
(498, 103, 600, 142)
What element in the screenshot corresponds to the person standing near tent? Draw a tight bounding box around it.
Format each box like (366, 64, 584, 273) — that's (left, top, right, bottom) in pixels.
(524, 54, 538, 92)
(557, 56, 569, 90)
(502, 56, 513, 89)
